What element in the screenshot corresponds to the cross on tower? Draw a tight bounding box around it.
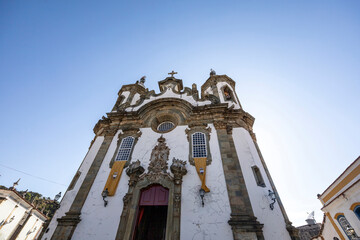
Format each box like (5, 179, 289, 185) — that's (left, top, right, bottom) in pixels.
(168, 70, 178, 77)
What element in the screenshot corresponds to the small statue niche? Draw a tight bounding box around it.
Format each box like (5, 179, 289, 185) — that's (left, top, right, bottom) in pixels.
(223, 86, 233, 101)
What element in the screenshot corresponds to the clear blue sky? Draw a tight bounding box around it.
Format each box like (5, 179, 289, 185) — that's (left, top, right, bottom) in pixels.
(0, 1, 359, 226)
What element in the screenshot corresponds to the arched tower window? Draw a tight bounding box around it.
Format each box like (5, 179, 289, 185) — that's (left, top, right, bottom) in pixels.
(192, 132, 207, 158)
(337, 214, 359, 239)
(116, 136, 135, 161)
(251, 166, 266, 187)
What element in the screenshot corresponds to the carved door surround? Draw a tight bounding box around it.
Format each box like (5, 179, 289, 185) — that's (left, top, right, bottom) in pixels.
(115, 136, 187, 240)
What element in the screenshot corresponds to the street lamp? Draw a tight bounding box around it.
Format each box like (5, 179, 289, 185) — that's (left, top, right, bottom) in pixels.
(268, 190, 277, 210)
(199, 188, 205, 207)
(102, 188, 109, 207)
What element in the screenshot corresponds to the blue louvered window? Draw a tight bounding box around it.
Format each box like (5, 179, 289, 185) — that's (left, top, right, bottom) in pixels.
(115, 137, 134, 161)
(192, 132, 207, 158)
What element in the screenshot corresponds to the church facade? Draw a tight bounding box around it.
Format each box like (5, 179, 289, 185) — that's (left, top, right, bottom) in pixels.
(42, 71, 299, 240)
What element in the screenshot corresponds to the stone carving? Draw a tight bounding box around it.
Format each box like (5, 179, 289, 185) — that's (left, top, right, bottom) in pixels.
(210, 68, 216, 76)
(126, 160, 145, 187)
(103, 128, 118, 137)
(170, 158, 187, 185)
(148, 136, 169, 174)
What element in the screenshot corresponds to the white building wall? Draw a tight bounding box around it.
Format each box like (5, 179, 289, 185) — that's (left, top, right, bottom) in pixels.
(232, 127, 292, 240)
(0, 196, 45, 240)
(17, 215, 42, 240)
(321, 217, 340, 240)
(0, 200, 26, 240)
(72, 131, 123, 240)
(324, 181, 360, 239)
(181, 124, 233, 240)
(41, 136, 104, 240)
(67, 125, 233, 240)
(131, 93, 141, 105)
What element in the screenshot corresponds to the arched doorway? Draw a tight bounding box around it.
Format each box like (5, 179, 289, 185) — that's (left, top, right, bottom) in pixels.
(133, 185, 169, 240)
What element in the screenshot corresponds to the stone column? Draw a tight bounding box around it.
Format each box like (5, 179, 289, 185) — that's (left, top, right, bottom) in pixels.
(115, 160, 145, 240)
(51, 129, 117, 240)
(214, 121, 264, 240)
(170, 159, 187, 240)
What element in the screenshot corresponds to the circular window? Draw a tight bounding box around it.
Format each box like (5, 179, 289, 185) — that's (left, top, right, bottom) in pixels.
(157, 122, 175, 132)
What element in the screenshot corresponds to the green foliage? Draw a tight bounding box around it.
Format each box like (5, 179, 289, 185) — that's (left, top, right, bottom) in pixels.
(0, 185, 59, 219)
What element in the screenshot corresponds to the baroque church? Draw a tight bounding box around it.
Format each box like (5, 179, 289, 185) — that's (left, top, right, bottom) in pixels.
(41, 70, 299, 240)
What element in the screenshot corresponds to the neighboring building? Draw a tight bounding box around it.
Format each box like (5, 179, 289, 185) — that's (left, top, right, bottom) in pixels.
(313, 157, 360, 240)
(42, 71, 299, 240)
(297, 212, 321, 240)
(0, 189, 47, 240)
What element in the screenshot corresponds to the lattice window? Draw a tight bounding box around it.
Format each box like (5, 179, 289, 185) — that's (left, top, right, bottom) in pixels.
(192, 132, 207, 158)
(337, 215, 359, 239)
(116, 137, 135, 161)
(157, 122, 175, 132)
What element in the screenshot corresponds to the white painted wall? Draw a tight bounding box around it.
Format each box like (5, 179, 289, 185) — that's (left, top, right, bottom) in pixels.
(320, 217, 340, 240)
(180, 124, 233, 240)
(120, 91, 130, 103)
(0, 199, 25, 240)
(131, 93, 141, 105)
(232, 127, 292, 240)
(67, 125, 233, 240)
(204, 86, 213, 95)
(41, 136, 104, 240)
(0, 195, 45, 240)
(72, 130, 124, 240)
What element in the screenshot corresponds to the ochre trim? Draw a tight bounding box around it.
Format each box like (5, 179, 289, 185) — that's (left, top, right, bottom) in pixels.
(194, 157, 210, 192)
(104, 161, 126, 196)
(323, 165, 360, 203)
(325, 212, 345, 240)
(350, 202, 360, 211)
(334, 212, 345, 220)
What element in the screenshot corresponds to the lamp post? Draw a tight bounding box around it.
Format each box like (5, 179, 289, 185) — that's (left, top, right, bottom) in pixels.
(199, 188, 205, 207)
(102, 188, 109, 207)
(268, 190, 277, 210)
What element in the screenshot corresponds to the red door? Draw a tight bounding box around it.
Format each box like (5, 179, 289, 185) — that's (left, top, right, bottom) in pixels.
(139, 185, 169, 206)
(133, 185, 169, 240)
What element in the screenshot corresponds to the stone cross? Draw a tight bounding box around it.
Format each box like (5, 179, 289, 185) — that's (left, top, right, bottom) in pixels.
(168, 70, 178, 77)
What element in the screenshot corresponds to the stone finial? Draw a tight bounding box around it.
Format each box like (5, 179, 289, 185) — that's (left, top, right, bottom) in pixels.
(210, 69, 216, 76)
(9, 178, 20, 190)
(140, 76, 146, 83)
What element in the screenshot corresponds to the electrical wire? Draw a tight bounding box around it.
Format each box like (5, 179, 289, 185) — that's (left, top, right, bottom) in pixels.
(0, 163, 67, 187)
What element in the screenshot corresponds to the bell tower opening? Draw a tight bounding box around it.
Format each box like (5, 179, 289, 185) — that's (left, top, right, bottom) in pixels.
(133, 184, 169, 240)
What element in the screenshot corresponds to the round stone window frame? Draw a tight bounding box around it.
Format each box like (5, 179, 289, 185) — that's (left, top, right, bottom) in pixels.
(157, 121, 176, 133)
(150, 114, 179, 134)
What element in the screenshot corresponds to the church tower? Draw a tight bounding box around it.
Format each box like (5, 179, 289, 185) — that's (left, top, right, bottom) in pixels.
(42, 71, 299, 240)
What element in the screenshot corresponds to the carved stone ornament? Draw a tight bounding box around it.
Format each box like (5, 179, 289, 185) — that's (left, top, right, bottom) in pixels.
(103, 128, 118, 137)
(126, 160, 145, 186)
(170, 158, 187, 184)
(147, 136, 170, 174)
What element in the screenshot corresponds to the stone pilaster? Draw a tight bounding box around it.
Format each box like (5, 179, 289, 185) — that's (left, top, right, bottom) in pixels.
(115, 161, 145, 240)
(214, 121, 264, 240)
(51, 130, 116, 240)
